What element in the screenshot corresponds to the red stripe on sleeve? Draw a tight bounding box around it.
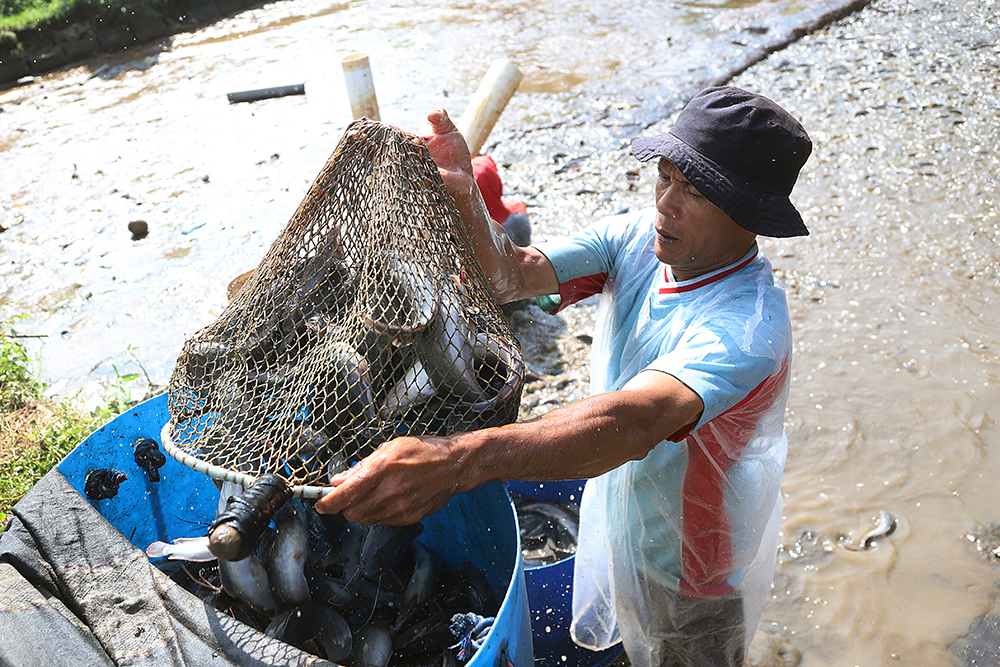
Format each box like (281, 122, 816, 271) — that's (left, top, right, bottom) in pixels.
(547, 273, 609, 314)
(679, 356, 790, 598)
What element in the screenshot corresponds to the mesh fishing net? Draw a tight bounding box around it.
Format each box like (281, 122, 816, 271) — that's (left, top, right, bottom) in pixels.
(162, 118, 525, 498)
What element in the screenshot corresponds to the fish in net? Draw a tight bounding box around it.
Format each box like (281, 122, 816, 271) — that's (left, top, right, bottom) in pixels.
(160, 118, 525, 558)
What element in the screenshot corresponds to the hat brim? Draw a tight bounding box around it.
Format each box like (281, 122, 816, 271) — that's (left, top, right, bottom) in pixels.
(632, 133, 809, 238)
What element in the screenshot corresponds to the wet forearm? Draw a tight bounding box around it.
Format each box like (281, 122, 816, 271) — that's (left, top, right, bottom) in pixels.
(453, 385, 697, 490)
(449, 180, 556, 304)
(449, 179, 522, 300)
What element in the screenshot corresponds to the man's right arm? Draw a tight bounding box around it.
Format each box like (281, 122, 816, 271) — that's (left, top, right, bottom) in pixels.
(423, 108, 559, 303)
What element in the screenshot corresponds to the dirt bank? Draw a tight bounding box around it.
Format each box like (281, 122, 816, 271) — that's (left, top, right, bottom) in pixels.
(0, 0, 254, 84)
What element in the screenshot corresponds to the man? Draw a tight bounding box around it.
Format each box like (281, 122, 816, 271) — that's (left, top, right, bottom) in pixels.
(316, 86, 812, 667)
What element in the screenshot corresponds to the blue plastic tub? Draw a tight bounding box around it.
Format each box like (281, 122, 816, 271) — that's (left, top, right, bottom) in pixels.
(505, 480, 623, 667)
(58, 393, 533, 667)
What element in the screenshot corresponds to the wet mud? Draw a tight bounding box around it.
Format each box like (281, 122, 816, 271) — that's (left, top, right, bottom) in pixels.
(732, 0, 1000, 664)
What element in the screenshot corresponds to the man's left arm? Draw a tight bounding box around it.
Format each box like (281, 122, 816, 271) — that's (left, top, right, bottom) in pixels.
(314, 369, 703, 525)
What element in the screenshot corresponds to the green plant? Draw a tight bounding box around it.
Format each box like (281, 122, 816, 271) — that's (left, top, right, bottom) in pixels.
(0, 398, 122, 525)
(0, 28, 22, 58)
(0, 0, 47, 18)
(0, 313, 136, 526)
(0, 0, 171, 33)
(109, 362, 141, 405)
(0, 314, 43, 413)
(106, 344, 157, 409)
(0, 0, 73, 31)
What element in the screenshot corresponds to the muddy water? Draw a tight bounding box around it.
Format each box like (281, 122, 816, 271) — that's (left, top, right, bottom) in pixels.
(730, 0, 1000, 663)
(3, 0, 999, 664)
(0, 1, 383, 397)
(0, 0, 855, 401)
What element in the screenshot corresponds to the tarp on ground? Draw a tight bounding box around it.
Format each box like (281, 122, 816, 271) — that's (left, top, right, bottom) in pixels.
(0, 469, 333, 667)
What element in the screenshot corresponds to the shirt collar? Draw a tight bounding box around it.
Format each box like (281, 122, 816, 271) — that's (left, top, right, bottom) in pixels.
(659, 244, 759, 295)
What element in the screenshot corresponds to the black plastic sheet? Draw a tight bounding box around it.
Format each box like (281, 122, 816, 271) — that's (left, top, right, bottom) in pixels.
(0, 470, 334, 667)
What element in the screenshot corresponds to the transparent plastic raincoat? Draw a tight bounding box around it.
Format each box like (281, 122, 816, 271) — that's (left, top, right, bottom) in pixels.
(534, 209, 790, 667)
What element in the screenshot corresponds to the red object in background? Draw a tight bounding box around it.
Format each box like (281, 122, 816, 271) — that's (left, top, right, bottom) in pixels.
(472, 155, 526, 224)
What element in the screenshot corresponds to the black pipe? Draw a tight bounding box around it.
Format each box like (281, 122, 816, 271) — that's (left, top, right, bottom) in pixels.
(227, 83, 305, 104)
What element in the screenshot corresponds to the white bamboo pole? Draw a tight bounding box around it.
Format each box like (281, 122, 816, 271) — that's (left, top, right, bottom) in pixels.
(456, 58, 523, 156)
(342, 52, 381, 121)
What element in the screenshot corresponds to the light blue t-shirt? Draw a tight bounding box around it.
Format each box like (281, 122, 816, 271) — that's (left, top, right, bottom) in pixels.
(534, 208, 793, 650)
(534, 208, 785, 429)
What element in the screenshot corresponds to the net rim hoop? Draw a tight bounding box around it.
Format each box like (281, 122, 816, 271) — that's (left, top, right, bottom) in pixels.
(159, 420, 330, 500)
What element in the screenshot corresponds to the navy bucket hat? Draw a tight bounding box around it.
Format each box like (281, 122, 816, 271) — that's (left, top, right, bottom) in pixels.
(631, 86, 812, 237)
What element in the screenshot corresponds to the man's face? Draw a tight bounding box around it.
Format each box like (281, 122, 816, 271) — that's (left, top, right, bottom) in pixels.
(652, 158, 757, 281)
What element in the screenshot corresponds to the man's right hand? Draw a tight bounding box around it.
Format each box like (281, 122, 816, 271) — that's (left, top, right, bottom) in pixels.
(422, 108, 478, 212)
(420, 108, 558, 303)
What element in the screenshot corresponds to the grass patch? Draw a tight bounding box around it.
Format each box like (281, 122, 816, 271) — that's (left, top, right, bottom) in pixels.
(1, 0, 61, 17)
(0, 400, 127, 524)
(0, 313, 134, 526)
(0, 0, 74, 32)
(0, 314, 40, 413)
(1, 0, 172, 37)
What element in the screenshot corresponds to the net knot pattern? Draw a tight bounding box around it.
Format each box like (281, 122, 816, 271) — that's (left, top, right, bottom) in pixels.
(165, 119, 525, 495)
